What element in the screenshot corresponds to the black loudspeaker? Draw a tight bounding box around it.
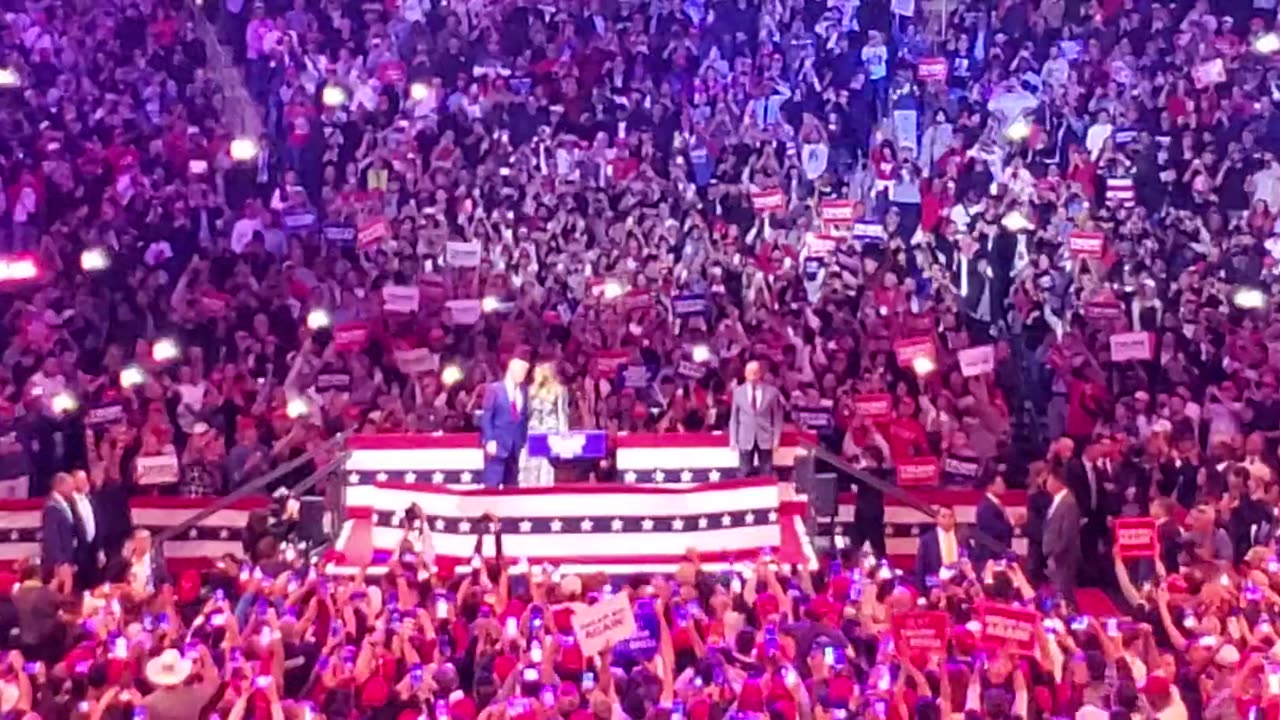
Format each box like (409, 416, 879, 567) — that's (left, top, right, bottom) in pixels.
(296, 496, 328, 546)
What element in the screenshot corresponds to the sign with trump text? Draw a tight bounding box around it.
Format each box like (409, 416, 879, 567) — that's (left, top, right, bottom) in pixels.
(892, 611, 950, 658)
(1114, 517, 1157, 559)
(978, 602, 1039, 654)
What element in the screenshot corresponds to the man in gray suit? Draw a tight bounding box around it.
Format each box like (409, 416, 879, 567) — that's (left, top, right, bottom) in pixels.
(729, 361, 785, 477)
(1042, 469, 1082, 605)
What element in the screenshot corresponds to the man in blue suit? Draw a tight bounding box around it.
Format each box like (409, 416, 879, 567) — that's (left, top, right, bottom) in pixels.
(480, 353, 531, 488)
(916, 506, 972, 590)
(972, 474, 1016, 573)
(40, 472, 79, 582)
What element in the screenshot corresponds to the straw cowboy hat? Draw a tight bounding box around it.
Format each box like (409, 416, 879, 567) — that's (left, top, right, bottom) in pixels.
(145, 649, 193, 688)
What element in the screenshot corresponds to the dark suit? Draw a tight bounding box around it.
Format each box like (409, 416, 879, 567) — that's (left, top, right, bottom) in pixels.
(40, 498, 77, 581)
(14, 583, 66, 663)
(973, 494, 1014, 572)
(1024, 488, 1052, 584)
(1043, 491, 1083, 604)
(105, 552, 173, 590)
(479, 381, 529, 488)
(915, 526, 971, 590)
(850, 469, 887, 559)
(71, 493, 103, 590)
(1158, 458, 1200, 509)
(1156, 517, 1182, 577)
(1067, 458, 1113, 585)
(92, 483, 133, 560)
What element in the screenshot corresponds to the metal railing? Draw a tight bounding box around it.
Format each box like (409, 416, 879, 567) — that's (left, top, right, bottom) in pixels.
(153, 432, 349, 544)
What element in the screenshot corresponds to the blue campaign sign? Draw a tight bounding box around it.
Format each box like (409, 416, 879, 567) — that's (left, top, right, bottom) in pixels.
(526, 431, 607, 460)
(612, 599, 659, 662)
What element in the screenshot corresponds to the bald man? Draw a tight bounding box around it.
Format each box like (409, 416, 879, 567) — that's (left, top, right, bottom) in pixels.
(729, 361, 784, 478)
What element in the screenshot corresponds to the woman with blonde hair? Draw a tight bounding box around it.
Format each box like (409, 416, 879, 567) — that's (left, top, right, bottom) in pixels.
(520, 361, 569, 487)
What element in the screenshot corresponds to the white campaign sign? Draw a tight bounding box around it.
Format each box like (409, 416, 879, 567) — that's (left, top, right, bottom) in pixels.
(571, 593, 637, 656)
(445, 241, 482, 268)
(445, 299, 483, 325)
(382, 285, 421, 313)
(395, 348, 438, 374)
(135, 454, 180, 485)
(958, 345, 995, 377)
(1110, 331, 1153, 361)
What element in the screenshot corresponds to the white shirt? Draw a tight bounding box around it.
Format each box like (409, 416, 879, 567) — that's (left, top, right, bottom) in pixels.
(506, 380, 522, 413)
(1048, 488, 1070, 520)
(73, 493, 95, 543)
(129, 552, 153, 594)
(861, 44, 888, 79)
(937, 528, 959, 565)
(230, 216, 264, 254)
(1252, 165, 1280, 211)
(1085, 122, 1113, 160)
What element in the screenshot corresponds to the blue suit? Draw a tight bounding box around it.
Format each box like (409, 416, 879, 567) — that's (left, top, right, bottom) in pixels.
(972, 495, 1014, 573)
(40, 498, 78, 580)
(479, 381, 528, 488)
(915, 526, 972, 591)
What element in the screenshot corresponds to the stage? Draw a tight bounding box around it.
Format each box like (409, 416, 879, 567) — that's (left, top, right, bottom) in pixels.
(0, 431, 1032, 576)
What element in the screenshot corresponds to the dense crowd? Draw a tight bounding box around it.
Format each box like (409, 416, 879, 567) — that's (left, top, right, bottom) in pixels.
(4, 498, 1280, 720)
(1, 0, 1280, 711)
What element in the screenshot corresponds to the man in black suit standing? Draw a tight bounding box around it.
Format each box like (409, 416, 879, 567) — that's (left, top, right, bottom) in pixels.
(71, 470, 103, 589)
(1066, 440, 1115, 585)
(973, 474, 1015, 573)
(916, 506, 971, 590)
(40, 472, 79, 583)
(1043, 470, 1083, 605)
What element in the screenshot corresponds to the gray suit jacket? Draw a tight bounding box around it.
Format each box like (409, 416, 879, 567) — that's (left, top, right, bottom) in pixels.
(729, 383, 785, 450)
(1042, 491, 1083, 566)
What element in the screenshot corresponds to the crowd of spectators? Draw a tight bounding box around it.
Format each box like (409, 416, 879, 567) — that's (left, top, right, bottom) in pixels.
(2, 0, 1280, 711)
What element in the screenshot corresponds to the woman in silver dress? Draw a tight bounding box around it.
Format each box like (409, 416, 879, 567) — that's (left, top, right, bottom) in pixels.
(520, 362, 569, 487)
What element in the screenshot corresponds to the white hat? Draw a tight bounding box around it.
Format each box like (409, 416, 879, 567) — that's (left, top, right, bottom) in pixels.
(1214, 644, 1241, 667)
(145, 649, 193, 687)
(560, 574, 582, 597)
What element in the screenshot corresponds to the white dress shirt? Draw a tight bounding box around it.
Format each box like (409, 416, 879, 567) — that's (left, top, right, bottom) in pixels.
(129, 553, 153, 594)
(73, 492, 95, 543)
(1048, 488, 1070, 520)
(506, 380, 522, 413)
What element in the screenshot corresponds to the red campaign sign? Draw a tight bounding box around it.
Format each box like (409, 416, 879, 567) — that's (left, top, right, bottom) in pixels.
(751, 188, 786, 213)
(332, 321, 370, 351)
(977, 603, 1040, 654)
(357, 218, 392, 250)
(819, 199, 855, 223)
(893, 336, 937, 368)
(806, 234, 840, 257)
(592, 351, 629, 378)
(897, 457, 941, 487)
(376, 61, 407, 85)
(1068, 231, 1105, 258)
(1114, 517, 1157, 558)
(917, 57, 948, 83)
(852, 393, 893, 419)
(623, 290, 654, 312)
(1084, 299, 1125, 320)
(892, 611, 950, 658)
